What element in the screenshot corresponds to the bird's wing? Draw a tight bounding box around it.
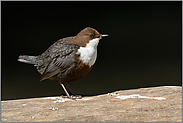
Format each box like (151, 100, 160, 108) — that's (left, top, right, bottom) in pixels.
(40, 44, 80, 81)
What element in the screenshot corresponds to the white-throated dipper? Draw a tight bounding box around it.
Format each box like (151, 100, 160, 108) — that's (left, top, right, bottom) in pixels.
(18, 27, 108, 99)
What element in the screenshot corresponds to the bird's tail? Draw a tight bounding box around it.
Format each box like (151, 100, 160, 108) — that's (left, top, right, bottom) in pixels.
(18, 55, 38, 65)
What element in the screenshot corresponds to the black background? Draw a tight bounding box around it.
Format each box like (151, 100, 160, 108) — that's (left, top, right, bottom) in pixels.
(1, 1, 182, 100)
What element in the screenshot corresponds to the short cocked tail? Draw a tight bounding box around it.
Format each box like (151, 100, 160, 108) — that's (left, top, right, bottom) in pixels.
(18, 55, 38, 65)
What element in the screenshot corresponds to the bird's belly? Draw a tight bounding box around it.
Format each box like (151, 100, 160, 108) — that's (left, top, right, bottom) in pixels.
(69, 61, 93, 82)
(50, 59, 93, 83)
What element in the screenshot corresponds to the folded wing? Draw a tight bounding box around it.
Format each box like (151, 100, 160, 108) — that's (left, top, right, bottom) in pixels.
(40, 44, 80, 81)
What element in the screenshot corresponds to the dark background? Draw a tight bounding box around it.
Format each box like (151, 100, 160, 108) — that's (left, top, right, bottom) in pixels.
(1, 1, 182, 100)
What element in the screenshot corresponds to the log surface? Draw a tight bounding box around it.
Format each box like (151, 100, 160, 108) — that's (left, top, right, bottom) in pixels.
(1, 86, 182, 122)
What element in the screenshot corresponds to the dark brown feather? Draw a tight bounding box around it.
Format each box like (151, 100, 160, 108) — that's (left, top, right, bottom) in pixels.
(39, 44, 80, 81)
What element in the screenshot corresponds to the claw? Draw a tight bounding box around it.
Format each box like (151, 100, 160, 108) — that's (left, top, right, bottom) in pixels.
(61, 95, 82, 100)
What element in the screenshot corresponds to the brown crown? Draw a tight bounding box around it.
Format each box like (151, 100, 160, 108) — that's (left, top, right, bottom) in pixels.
(70, 27, 101, 47)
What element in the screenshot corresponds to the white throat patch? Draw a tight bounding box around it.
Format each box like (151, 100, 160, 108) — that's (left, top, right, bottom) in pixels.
(76, 38, 100, 67)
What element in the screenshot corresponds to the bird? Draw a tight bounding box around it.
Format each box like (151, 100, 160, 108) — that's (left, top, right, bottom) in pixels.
(18, 27, 108, 99)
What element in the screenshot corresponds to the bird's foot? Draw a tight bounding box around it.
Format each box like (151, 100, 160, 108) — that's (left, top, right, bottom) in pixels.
(61, 95, 82, 100)
(70, 95, 82, 99)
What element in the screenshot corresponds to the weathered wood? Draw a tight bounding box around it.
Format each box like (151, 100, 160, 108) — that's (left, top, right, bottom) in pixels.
(1, 86, 182, 122)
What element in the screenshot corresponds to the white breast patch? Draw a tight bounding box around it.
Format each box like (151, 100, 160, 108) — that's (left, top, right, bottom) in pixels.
(76, 38, 100, 67)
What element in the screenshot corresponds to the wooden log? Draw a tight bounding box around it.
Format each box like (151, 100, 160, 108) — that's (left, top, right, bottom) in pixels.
(1, 86, 182, 122)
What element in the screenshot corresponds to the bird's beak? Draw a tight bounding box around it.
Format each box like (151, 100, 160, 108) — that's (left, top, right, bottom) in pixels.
(100, 34, 108, 39)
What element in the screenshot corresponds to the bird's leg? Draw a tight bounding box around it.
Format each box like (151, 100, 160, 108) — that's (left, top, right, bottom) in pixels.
(60, 82, 70, 98)
(65, 83, 73, 95)
(65, 83, 82, 99)
(59, 82, 82, 99)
